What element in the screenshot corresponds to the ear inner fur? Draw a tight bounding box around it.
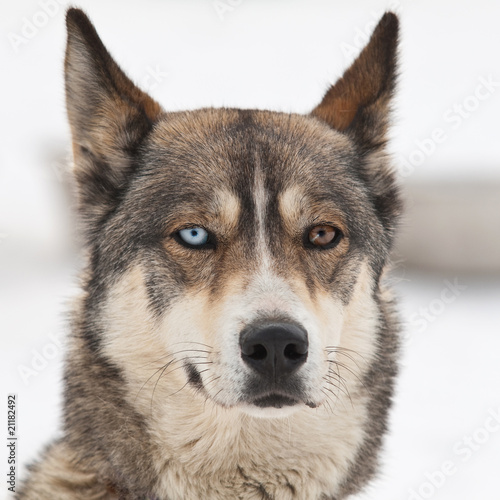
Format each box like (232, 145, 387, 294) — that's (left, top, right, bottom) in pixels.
(311, 12, 398, 148)
(65, 8, 162, 124)
(64, 9, 163, 238)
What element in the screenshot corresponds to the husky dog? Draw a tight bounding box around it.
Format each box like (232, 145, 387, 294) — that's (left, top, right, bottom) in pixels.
(19, 8, 402, 500)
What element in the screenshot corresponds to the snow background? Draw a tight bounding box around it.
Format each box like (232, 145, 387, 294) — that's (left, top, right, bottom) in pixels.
(1, 0, 499, 499)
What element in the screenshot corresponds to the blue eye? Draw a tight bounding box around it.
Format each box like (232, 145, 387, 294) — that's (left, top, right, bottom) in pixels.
(178, 227, 209, 247)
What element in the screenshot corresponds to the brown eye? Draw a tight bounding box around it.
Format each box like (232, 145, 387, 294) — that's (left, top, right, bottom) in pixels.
(307, 225, 341, 249)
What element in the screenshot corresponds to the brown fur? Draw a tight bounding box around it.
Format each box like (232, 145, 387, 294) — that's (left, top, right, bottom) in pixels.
(18, 8, 402, 500)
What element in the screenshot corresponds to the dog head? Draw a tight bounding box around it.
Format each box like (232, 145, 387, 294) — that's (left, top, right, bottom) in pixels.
(65, 9, 400, 418)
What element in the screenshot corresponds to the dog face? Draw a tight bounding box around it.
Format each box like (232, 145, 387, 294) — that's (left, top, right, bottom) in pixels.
(65, 10, 400, 419)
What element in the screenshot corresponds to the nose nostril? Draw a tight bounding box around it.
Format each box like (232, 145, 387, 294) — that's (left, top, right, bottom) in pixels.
(284, 343, 306, 361)
(240, 321, 308, 378)
(247, 344, 267, 361)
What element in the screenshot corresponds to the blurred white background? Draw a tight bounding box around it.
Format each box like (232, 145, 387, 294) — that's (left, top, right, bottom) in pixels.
(1, 1, 499, 499)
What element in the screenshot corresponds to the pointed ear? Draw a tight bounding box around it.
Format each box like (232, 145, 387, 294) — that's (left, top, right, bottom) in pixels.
(311, 12, 398, 152)
(65, 8, 162, 235)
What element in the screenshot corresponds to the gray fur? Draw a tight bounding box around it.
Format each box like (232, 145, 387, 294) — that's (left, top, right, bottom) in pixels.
(18, 9, 402, 500)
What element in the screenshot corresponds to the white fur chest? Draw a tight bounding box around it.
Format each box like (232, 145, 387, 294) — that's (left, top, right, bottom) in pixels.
(151, 397, 368, 500)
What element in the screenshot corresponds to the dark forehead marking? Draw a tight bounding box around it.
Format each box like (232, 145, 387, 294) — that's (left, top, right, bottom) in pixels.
(227, 110, 259, 215)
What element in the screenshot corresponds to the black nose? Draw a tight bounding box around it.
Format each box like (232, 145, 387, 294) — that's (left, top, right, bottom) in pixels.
(240, 322, 308, 381)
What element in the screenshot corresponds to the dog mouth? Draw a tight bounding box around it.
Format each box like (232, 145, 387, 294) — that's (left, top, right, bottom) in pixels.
(185, 363, 318, 410)
(251, 393, 299, 409)
(250, 391, 319, 409)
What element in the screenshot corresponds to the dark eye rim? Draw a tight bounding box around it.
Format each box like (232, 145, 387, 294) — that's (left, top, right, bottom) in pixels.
(172, 226, 217, 250)
(303, 224, 343, 250)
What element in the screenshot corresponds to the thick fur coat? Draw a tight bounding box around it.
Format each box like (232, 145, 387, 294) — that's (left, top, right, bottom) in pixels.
(18, 9, 402, 500)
